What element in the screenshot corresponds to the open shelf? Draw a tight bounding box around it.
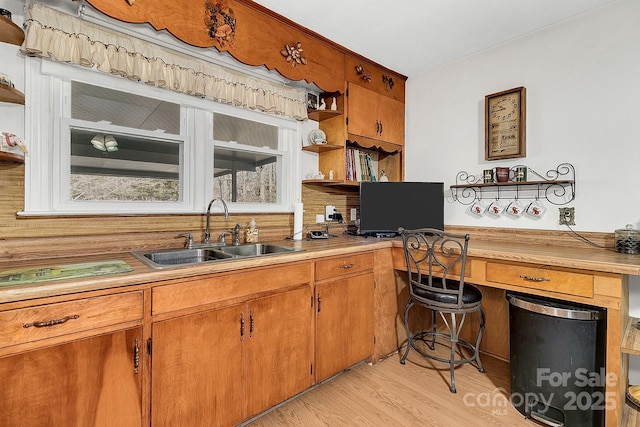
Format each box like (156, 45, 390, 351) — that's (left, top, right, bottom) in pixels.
(0, 84, 25, 105)
(0, 151, 25, 164)
(302, 144, 343, 154)
(451, 163, 575, 206)
(307, 109, 343, 122)
(0, 16, 24, 46)
(302, 179, 359, 187)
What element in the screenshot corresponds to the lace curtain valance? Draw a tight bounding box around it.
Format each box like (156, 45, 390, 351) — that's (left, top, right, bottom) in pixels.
(21, 3, 308, 120)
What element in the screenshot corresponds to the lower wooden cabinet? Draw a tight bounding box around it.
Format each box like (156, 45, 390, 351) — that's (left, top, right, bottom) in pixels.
(151, 303, 245, 426)
(151, 285, 313, 426)
(0, 327, 143, 427)
(315, 258, 375, 382)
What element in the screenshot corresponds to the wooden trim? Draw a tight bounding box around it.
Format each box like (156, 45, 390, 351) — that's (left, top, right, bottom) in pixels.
(235, 0, 407, 81)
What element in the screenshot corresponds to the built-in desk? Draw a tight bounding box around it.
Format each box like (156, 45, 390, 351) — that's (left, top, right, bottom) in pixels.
(388, 239, 640, 427)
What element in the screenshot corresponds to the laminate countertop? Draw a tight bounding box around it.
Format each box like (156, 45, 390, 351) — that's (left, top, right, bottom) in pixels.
(0, 235, 638, 305)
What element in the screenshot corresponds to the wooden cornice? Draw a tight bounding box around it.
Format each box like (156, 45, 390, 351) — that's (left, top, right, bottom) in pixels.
(84, 0, 405, 92)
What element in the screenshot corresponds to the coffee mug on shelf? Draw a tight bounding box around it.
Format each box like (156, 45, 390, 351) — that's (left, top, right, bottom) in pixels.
(505, 200, 524, 218)
(495, 167, 510, 183)
(486, 200, 505, 218)
(524, 200, 547, 219)
(483, 169, 494, 183)
(468, 200, 486, 217)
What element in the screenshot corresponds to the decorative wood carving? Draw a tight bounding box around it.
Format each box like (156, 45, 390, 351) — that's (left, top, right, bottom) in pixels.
(280, 42, 306, 67)
(355, 64, 371, 82)
(204, 0, 236, 47)
(84, 0, 347, 92)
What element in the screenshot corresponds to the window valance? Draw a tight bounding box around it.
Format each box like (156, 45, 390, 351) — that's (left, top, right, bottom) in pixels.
(21, 3, 308, 120)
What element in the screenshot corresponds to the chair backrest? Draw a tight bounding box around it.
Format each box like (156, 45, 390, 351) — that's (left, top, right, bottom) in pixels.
(398, 227, 470, 309)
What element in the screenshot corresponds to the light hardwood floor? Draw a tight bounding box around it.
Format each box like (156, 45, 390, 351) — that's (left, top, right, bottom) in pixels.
(246, 351, 539, 426)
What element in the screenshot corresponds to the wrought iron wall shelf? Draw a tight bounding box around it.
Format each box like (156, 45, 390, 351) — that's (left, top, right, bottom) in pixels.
(451, 163, 575, 206)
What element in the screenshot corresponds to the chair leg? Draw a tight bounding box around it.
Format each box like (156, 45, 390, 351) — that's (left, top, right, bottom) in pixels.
(475, 307, 486, 373)
(400, 299, 414, 365)
(448, 312, 458, 393)
(428, 310, 436, 350)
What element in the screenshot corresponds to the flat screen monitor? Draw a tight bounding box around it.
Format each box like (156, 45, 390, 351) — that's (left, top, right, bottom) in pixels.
(358, 181, 444, 237)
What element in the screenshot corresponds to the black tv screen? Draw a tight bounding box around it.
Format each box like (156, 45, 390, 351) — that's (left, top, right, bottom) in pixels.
(358, 181, 444, 236)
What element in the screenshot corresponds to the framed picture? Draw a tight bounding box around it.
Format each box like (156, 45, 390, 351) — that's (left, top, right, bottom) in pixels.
(307, 92, 318, 111)
(485, 86, 526, 160)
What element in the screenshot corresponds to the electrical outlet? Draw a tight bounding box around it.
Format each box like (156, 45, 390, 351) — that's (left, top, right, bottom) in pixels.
(325, 205, 336, 221)
(350, 208, 357, 221)
(559, 207, 575, 226)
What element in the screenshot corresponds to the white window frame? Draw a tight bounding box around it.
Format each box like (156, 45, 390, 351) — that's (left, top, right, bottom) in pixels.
(21, 59, 302, 216)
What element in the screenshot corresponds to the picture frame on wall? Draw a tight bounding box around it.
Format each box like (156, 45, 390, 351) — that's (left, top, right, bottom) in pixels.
(307, 92, 318, 111)
(485, 86, 526, 161)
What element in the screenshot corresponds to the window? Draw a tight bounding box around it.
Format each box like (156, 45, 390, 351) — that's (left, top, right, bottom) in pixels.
(213, 113, 280, 204)
(22, 61, 301, 215)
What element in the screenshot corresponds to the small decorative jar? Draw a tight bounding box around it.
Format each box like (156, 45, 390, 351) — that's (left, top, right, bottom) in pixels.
(615, 224, 640, 254)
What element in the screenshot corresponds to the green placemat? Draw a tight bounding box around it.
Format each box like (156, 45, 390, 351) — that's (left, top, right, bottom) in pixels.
(0, 260, 133, 287)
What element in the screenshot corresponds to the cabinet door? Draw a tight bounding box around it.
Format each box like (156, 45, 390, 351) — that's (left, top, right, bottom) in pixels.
(377, 94, 405, 145)
(151, 304, 245, 427)
(0, 328, 143, 427)
(245, 286, 313, 418)
(315, 272, 375, 382)
(347, 83, 380, 140)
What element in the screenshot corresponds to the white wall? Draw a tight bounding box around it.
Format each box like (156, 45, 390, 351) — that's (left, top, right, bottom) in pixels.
(405, 0, 640, 233)
(406, 0, 640, 382)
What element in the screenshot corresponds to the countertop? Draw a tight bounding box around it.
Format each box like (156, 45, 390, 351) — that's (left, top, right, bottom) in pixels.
(1, 235, 639, 305)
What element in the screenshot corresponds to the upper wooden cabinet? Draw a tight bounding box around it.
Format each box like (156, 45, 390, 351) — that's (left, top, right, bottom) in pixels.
(347, 83, 405, 146)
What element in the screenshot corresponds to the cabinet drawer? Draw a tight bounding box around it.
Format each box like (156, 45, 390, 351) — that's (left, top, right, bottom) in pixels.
(486, 262, 594, 298)
(152, 262, 313, 315)
(0, 291, 143, 349)
(315, 252, 374, 281)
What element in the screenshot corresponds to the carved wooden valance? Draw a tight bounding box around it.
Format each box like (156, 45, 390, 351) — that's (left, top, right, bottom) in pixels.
(85, 0, 347, 92)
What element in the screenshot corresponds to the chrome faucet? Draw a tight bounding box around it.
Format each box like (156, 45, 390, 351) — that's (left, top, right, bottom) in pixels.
(204, 198, 229, 244)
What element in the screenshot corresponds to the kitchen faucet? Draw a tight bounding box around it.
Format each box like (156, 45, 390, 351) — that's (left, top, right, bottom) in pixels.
(204, 198, 229, 244)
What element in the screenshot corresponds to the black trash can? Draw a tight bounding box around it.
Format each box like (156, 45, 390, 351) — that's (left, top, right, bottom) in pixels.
(508, 292, 606, 427)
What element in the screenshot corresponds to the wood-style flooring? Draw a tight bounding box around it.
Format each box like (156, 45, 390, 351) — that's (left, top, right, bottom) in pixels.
(246, 350, 540, 426)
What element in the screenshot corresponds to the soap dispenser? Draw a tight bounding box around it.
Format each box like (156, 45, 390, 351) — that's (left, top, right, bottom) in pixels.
(246, 217, 259, 243)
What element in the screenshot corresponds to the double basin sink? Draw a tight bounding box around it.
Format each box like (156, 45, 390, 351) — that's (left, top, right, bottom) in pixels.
(131, 243, 303, 269)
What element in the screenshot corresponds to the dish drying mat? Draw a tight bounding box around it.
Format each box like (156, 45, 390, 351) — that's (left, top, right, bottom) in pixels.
(0, 260, 133, 287)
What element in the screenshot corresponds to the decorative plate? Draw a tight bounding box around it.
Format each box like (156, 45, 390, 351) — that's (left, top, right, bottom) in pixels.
(308, 129, 327, 145)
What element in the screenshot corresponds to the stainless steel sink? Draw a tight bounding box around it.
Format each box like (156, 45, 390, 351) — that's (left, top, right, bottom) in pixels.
(218, 243, 300, 257)
(131, 247, 234, 269)
(131, 243, 302, 269)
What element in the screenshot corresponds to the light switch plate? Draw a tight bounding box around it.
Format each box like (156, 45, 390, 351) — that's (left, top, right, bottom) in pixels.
(350, 208, 357, 221)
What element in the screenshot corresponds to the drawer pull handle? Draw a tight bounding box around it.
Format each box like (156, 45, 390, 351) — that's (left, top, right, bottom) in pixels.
(340, 263, 355, 269)
(23, 314, 80, 328)
(519, 275, 550, 282)
(249, 309, 254, 337)
(240, 312, 245, 341)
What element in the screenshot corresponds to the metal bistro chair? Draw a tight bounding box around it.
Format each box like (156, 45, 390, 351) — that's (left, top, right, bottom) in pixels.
(398, 227, 485, 393)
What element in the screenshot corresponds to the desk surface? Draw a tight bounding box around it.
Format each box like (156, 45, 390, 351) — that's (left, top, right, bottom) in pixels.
(465, 240, 640, 276)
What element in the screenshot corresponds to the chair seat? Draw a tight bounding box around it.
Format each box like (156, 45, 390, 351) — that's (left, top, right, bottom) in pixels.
(412, 279, 482, 305)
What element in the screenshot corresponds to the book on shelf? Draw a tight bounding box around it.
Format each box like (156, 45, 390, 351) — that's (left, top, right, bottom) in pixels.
(345, 147, 378, 182)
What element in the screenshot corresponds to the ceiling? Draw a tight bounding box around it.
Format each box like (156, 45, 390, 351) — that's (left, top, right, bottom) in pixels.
(252, 0, 619, 77)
